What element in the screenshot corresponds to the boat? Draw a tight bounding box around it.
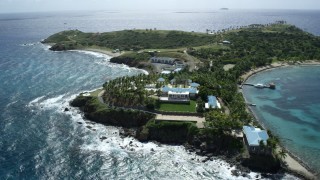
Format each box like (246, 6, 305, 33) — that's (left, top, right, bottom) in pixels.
(254, 83, 264, 88)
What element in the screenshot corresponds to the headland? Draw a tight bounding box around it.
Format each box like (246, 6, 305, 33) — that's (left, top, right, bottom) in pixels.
(43, 22, 320, 179)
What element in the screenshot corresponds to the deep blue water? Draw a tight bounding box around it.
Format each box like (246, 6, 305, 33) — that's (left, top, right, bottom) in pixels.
(243, 66, 320, 174)
(1, 10, 319, 179)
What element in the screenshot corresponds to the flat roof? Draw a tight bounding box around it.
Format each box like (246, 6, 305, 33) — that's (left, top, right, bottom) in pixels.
(161, 70, 171, 74)
(151, 57, 176, 61)
(162, 86, 197, 94)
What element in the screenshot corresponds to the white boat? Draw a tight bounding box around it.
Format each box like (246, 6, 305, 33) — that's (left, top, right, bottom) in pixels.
(254, 83, 264, 88)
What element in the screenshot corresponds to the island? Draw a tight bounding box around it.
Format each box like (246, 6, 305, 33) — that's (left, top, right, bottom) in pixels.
(43, 22, 320, 179)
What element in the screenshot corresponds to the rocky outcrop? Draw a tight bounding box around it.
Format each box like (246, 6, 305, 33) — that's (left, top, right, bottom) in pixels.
(70, 95, 154, 128)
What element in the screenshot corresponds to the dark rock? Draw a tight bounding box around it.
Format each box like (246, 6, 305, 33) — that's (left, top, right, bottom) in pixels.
(64, 107, 69, 111)
(100, 136, 107, 140)
(231, 169, 240, 177)
(195, 149, 202, 155)
(77, 122, 83, 124)
(200, 142, 207, 150)
(86, 126, 92, 129)
(207, 153, 214, 157)
(150, 148, 154, 152)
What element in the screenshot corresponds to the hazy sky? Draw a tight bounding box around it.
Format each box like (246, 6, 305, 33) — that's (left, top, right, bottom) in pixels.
(1, 0, 320, 13)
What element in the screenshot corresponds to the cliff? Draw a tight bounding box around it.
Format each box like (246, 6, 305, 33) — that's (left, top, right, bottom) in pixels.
(70, 95, 154, 128)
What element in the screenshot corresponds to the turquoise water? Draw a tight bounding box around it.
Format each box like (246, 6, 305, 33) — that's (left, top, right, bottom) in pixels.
(243, 66, 320, 174)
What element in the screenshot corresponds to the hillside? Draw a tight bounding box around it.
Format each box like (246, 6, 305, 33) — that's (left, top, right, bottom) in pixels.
(43, 23, 320, 73)
(42, 29, 216, 51)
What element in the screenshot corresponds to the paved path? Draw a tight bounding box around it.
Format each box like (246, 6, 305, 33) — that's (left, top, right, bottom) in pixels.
(155, 114, 205, 128)
(97, 90, 105, 104)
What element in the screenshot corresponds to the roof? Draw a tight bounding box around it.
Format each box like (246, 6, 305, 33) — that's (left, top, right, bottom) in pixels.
(207, 95, 218, 108)
(168, 91, 189, 95)
(161, 70, 171, 74)
(157, 77, 165, 82)
(190, 82, 200, 87)
(150, 57, 176, 61)
(243, 126, 269, 146)
(162, 86, 198, 94)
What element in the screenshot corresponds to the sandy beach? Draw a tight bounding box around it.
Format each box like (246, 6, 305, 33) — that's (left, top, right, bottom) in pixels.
(82, 47, 123, 57)
(241, 60, 320, 180)
(241, 60, 320, 83)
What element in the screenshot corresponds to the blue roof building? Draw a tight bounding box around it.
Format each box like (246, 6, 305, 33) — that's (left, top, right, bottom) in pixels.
(157, 77, 165, 82)
(190, 82, 200, 88)
(243, 126, 269, 146)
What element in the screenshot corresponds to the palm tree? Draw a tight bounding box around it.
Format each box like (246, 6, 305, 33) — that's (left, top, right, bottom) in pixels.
(278, 149, 287, 161)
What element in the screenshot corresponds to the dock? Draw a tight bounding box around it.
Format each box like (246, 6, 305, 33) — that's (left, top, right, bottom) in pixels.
(242, 82, 276, 89)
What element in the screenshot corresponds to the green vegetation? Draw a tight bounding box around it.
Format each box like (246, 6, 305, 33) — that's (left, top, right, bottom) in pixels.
(65, 23, 320, 173)
(189, 23, 320, 67)
(42, 29, 216, 51)
(109, 51, 152, 69)
(144, 120, 199, 143)
(157, 100, 196, 113)
(70, 95, 154, 128)
(103, 74, 159, 108)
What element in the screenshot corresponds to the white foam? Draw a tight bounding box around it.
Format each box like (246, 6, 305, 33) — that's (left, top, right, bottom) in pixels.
(71, 50, 148, 75)
(28, 96, 45, 106)
(20, 43, 36, 46)
(70, 50, 111, 60)
(28, 91, 299, 180)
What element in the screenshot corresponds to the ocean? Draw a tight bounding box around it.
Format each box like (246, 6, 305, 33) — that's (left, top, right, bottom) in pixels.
(1, 9, 319, 179)
(242, 66, 320, 175)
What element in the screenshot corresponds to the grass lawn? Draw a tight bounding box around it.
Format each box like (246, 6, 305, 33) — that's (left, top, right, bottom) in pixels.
(157, 100, 196, 113)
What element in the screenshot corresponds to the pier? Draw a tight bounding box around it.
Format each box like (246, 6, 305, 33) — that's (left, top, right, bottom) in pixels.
(241, 82, 276, 89)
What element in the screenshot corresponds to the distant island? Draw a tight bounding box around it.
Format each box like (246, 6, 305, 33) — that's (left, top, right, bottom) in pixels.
(43, 22, 320, 179)
(220, 8, 229, 10)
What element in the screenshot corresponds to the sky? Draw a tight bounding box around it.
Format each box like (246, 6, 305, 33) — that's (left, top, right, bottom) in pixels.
(0, 0, 320, 13)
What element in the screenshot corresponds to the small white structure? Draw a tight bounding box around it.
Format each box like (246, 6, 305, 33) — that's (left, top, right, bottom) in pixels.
(243, 126, 269, 153)
(222, 40, 231, 44)
(161, 70, 171, 74)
